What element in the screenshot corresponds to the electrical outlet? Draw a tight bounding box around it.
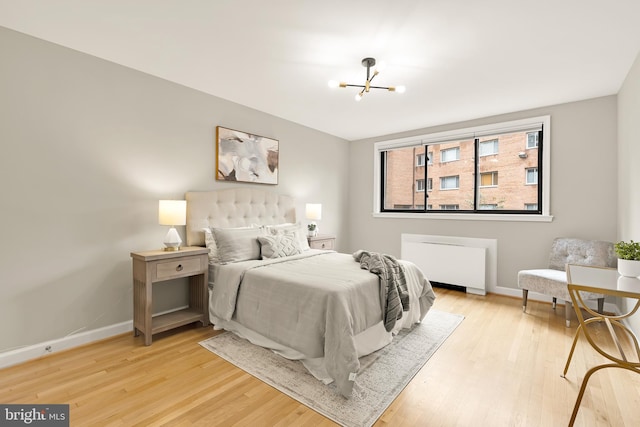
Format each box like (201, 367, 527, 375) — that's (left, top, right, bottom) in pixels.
(45, 345, 52, 353)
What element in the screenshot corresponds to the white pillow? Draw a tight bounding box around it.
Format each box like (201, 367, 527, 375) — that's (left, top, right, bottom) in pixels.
(258, 232, 303, 259)
(265, 223, 310, 251)
(203, 228, 219, 263)
(212, 226, 266, 264)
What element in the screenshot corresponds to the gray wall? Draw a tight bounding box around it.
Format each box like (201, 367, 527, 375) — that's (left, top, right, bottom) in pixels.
(618, 51, 640, 332)
(347, 96, 618, 294)
(0, 27, 348, 352)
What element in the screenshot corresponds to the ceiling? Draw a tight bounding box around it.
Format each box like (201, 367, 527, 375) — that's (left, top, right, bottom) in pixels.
(1, 0, 639, 141)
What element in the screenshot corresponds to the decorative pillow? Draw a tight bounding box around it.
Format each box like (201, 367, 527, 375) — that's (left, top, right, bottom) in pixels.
(258, 232, 303, 259)
(265, 222, 310, 251)
(211, 226, 266, 264)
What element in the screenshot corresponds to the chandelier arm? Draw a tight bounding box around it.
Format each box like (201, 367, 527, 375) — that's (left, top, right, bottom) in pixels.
(332, 58, 404, 99)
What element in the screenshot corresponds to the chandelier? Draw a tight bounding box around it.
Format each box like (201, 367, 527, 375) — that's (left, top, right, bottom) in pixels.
(328, 57, 406, 101)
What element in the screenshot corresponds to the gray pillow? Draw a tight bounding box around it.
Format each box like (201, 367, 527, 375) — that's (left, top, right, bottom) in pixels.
(258, 232, 303, 259)
(212, 226, 266, 264)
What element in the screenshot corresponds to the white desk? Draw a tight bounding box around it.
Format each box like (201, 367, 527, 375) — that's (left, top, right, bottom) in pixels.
(562, 264, 640, 426)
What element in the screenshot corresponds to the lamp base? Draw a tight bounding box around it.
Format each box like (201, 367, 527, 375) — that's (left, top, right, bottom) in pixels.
(163, 227, 182, 252)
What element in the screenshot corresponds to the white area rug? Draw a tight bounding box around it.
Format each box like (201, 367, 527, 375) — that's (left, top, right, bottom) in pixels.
(199, 309, 463, 427)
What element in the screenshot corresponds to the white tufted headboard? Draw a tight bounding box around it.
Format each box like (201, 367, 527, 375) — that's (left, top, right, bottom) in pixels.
(185, 188, 296, 247)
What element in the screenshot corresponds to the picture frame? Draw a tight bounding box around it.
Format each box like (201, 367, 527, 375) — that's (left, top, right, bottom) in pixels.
(215, 126, 279, 185)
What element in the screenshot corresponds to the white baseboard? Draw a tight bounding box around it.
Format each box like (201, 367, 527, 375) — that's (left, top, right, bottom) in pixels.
(0, 320, 132, 369)
(0, 306, 190, 369)
(492, 285, 618, 311)
(491, 285, 632, 331)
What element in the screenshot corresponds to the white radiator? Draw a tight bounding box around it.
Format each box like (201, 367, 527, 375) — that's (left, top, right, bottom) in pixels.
(401, 234, 497, 296)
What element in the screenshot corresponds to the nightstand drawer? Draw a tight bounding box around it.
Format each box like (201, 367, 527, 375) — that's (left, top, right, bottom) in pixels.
(309, 238, 335, 250)
(155, 257, 202, 280)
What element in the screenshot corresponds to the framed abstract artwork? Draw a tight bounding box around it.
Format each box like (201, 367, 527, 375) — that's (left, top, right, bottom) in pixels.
(215, 126, 279, 185)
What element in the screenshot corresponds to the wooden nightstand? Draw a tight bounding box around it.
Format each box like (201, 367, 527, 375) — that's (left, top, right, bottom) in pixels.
(130, 247, 209, 345)
(308, 234, 336, 250)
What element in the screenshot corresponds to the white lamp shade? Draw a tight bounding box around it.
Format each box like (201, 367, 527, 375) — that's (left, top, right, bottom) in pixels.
(158, 200, 186, 226)
(306, 203, 322, 221)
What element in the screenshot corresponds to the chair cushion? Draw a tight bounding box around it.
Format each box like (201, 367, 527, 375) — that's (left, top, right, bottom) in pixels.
(518, 268, 604, 301)
(548, 238, 617, 271)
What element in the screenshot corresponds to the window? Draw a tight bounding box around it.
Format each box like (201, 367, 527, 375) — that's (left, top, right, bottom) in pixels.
(375, 115, 549, 218)
(480, 171, 498, 187)
(416, 153, 425, 167)
(440, 147, 460, 163)
(440, 204, 459, 210)
(479, 139, 498, 156)
(379, 143, 426, 211)
(440, 175, 459, 190)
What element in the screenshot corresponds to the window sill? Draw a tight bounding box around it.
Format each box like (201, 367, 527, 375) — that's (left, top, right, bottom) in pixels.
(372, 212, 554, 222)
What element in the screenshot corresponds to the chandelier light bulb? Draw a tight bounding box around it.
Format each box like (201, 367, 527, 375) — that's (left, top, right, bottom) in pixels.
(355, 92, 363, 102)
(328, 80, 339, 89)
(396, 85, 406, 94)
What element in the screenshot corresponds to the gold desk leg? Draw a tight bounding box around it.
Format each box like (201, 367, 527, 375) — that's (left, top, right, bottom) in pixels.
(568, 364, 633, 427)
(562, 325, 583, 377)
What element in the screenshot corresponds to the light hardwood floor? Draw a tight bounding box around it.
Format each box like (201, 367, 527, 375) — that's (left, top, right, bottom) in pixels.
(1, 289, 639, 426)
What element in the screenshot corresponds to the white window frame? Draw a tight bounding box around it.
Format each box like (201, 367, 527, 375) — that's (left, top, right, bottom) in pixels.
(440, 175, 459, 190)
(526, 167, 538, 185)
(440, 147, 460, 163)
(416, 179, 425, 192)
(440, 204, 460, 210)
(479, 139, 499, 156)
(479, 171, 498, 187)
(416, 153, 425, 167)
(480, 204, 498, 210)
(372, 115, 552, 222)
(526, 132, 539, 149)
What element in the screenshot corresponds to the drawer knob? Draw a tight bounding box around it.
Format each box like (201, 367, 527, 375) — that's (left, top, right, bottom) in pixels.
(321, 243, 326, 248)
(176, 264, 183, 272)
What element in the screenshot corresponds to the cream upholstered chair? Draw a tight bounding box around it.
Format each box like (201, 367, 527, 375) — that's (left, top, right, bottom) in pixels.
(517, 238, 617, 327)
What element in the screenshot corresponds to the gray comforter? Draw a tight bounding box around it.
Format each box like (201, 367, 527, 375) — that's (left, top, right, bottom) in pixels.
(210, 250, 435, 397)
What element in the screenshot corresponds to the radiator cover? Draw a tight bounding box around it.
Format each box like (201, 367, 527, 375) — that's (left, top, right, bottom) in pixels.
(401, 234, 498, 296)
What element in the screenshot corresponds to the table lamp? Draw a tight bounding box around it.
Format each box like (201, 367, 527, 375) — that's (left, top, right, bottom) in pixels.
(305, 203, 322, 237)
(158, 200, 187, 251)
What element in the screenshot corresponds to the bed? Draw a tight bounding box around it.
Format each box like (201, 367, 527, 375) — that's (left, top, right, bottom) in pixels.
(185, 188, 436, 397)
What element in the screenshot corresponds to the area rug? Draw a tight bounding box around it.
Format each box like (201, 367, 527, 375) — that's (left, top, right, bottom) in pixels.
(199, 309, 463, 427)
